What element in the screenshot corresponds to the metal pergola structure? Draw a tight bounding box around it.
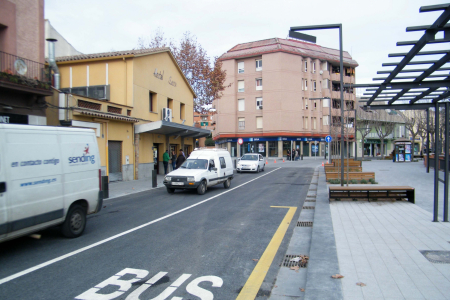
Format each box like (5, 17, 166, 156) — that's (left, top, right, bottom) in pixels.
(347, 3, 450, 222)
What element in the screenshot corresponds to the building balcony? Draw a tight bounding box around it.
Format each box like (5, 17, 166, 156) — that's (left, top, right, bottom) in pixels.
(330, 73, 355, 84)
(0, 51, 52, 95)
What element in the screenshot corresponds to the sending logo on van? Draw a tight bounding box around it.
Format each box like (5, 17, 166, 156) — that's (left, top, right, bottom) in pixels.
(69, 144, 95, 165)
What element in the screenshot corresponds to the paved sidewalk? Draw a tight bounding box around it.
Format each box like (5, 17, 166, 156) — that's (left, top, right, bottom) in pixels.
(271, 158, 450, 300)
(106, 175, 165, 199)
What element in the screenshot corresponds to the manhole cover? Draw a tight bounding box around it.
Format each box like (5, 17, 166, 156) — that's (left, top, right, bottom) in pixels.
(282, 254, 309, 268)
(297, 221, 313, 227)
(420, 251, 450, 264)
(302, 206, 315, 209)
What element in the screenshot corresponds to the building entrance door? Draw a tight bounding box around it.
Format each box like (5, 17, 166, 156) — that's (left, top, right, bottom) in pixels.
(153, 144, 161, 175)
(303, 143, 310, 156)
(108, 141, 122, 181)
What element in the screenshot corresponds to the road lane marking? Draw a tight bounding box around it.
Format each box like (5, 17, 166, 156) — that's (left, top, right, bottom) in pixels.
(0, 168, 281, 286)
(236, 206, 297, 300)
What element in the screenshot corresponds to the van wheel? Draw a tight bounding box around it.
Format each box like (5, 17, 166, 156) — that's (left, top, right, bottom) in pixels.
(224, 178, 231, 189)
(197, 181, 206, 195)
(61, 204, 86, 238)
(166, 187, 175, 194)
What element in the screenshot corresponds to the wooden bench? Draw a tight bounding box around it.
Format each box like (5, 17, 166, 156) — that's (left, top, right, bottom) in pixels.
(325, 172, 375, 181)
(333, 160, 362, 167)
(329, 186, 415, 203)
(325, 166, 362, 173)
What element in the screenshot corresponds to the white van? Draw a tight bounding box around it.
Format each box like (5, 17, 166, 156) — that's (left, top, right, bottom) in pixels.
(0, 124, 103, 243)
(163, 148, 234, 195)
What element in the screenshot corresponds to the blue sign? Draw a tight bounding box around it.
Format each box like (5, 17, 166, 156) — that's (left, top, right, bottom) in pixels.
(312, 145, 318, 153)
(325, 135, 332, 143)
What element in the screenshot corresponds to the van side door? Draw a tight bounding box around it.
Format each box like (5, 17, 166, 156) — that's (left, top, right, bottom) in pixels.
(0, 132, 7, 240)
(206, 158, 219, 187)
(7, 129, 64, 234)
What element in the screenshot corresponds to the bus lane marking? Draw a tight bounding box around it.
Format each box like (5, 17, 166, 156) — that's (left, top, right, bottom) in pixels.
(0, 168, 281, 286)
(236, 206, 297, 300)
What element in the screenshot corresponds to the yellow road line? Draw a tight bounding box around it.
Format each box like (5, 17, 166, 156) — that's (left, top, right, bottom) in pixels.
(236, 206, 297, 300)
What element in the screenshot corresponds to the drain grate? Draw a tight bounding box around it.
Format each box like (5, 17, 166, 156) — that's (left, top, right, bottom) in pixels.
(302, 206, 315, 209)
(420, 251, 450, 264)
(305, 199, 316, 202)
(297, 221, 313, 227)
(282, 254, 309, 268)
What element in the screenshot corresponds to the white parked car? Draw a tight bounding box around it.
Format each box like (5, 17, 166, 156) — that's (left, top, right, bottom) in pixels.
(163, 148, 234, 195)
(237, 154, 265, 173)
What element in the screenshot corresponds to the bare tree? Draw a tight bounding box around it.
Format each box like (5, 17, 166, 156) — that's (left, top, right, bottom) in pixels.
(137, 29, 229, 112)
(356, 107, 374, 159)
(372, 110, 397, 159)
(399, 110, 421, 154)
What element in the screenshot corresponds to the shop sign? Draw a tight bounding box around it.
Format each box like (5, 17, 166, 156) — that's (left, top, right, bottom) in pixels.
(0, 113, 28, 124)
(168, 76, 177, 87)
(153, 69, 164, 80)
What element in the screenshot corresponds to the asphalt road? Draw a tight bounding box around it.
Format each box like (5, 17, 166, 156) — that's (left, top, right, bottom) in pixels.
(0, 165, 314, 300)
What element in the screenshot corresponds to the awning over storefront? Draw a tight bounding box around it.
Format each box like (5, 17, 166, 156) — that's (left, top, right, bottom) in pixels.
(135, 120, 210, 138)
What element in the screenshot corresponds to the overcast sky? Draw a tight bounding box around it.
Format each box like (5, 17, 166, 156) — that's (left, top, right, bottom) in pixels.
(45, 0, 445, 96)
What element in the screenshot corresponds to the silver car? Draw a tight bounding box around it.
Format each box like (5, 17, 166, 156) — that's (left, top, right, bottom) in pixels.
(236, 154, 265, 173)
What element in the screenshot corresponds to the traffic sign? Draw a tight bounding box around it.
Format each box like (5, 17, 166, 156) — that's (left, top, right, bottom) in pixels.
(238, 138, 243, 145)
(312, 145, 318, 153)
(325, 135, 332, 143)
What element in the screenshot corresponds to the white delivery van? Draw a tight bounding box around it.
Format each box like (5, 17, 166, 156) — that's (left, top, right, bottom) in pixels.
(163, 148, 234, 195)
(0, 124, 103, 243)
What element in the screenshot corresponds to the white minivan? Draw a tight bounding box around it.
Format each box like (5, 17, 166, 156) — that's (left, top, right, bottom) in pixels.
(163, 148, 234, 195)
(0, 124, 103, 243)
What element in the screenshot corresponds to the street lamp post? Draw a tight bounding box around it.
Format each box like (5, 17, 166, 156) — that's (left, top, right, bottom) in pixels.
(290, 24, 345, 186)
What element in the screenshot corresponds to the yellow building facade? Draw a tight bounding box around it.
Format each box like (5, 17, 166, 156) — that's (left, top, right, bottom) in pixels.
(46, 48, 209, 181)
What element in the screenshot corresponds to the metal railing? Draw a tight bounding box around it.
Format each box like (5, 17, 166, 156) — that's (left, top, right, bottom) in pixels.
(0, 51, 51, 83)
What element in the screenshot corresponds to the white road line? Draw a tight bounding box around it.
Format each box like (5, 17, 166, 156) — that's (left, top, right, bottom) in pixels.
(0, 168, 281, 285)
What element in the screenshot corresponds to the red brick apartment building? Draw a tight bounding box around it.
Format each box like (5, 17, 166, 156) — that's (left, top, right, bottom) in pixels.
(213, 38, 358, 158)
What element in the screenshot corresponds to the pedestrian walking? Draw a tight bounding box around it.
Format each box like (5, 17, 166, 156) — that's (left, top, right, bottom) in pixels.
(171, 150, 177, 171)
(176, 149, 186, 169)
(287, 149, 290, 161)
(163, 150, 170, 174)
(295, 149, 299, 161)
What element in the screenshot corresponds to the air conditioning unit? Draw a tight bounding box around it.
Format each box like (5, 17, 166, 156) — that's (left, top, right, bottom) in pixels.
(162, 108, 172, 122)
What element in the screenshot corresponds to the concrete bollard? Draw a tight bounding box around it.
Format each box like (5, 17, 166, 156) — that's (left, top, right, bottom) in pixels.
(152, 169, 157, 188)
(101, 176, 109, 199)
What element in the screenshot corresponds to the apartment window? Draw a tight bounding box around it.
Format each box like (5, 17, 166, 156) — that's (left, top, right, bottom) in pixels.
(301, 97, 304, 109)
(302, 79, 305, 91)
(313, 81, 317, 92)
(305, 98, 309, 109)
(256, 116, 263, 129)
(256, 59, 262, 71)
(320, 118, 323, 130)
(304, 117, 308, 129)
(323, 117, 329, 126)
(304, 60, 308, 72)
(180, 103, 185, 120)
(238, 80, 245, 92)
(323, 98, 330, 107)
(323, 79, 330, 89)
(256, 78, 262, 90)
(238, 99, 245, 111)
(313, 117, 317, 130)
(149, 92, 156, 112)
(167, 98, 173, 109)
(256, 97, 263, 110)
(314, 101, 317, 109)
(304, 79, 308, 91)
(312, 62, 316, 73)
(238, 62, 244, 73)
(238, 117, 245, 130)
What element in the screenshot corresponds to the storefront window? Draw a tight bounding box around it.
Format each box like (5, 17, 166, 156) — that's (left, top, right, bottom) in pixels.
(230, 142, 237, 157)
(283, 141, 292, 157)
(268, 141, 278, 157)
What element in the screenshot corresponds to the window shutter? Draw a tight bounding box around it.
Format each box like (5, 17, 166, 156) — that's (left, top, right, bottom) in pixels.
(238, 99, 245, 111)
